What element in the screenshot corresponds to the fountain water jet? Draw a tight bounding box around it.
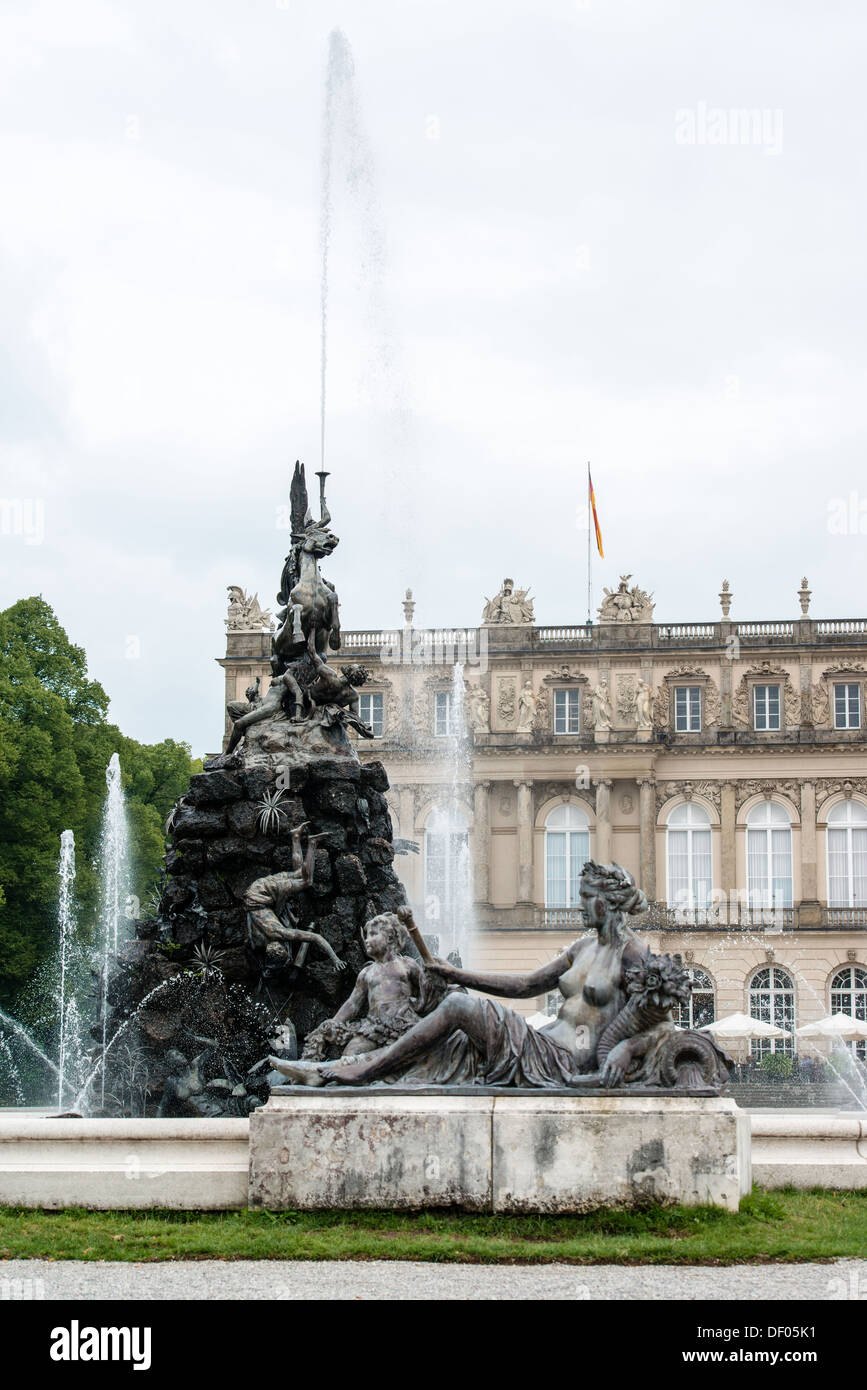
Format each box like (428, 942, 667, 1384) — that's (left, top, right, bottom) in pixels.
(97, 753, 130, 1106)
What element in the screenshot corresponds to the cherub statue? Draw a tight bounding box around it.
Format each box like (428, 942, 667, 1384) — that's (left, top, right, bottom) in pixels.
(268, 908, 449, 1085)
(243, 822, 346, 972)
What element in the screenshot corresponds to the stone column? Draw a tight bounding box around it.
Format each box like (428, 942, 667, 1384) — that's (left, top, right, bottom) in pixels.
(720, 781, 736, 909)
(472, 781, 491, 903)
(595, 778, 613, 863)
(514, 780, 534, 904)
(637, 776, 657, 903)
(799, 780, 821, 925)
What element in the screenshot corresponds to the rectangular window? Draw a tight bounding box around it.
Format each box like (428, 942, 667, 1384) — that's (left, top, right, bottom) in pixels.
(358, 692, 384, 737)
(753, 684, 781, 731)
(553, 688, 581, 734)
(434, 690, 452, 737)
(835, 683, 861, 729)
(674, 685, 702, 732)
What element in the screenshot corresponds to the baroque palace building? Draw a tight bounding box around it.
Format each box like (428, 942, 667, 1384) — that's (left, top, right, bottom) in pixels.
(219, 575, 867, 1057)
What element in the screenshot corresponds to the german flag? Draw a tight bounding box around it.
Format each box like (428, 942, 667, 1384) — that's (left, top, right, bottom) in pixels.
(589, 469, 604, 558)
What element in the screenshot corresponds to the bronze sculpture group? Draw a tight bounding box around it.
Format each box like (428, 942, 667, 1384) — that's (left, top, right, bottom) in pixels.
(269, 860, 730, 1092)
(205, 463, 730, 1096)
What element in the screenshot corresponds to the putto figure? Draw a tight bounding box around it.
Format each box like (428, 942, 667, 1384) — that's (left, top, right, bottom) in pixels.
(276, 913, 427, 1080)
(243, 822, 346, 972)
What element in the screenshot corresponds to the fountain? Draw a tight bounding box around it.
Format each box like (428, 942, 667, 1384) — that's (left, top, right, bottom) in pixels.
(96, 753, 130, 1106)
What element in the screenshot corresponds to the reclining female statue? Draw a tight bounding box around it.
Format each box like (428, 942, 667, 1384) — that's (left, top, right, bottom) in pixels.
(269, 860, 718, 1090)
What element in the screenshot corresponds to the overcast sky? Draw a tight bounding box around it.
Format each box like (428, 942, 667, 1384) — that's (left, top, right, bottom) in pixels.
(2, 0, 866, 755)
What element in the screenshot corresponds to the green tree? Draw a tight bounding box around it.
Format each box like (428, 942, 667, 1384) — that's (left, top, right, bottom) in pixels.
(0, 597, 198, 1002)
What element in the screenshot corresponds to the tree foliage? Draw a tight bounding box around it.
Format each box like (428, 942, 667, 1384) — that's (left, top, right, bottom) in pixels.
(0, 598, 199, 1002)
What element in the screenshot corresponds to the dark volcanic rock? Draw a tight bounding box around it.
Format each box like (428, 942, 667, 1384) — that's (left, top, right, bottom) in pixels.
(175, 839, 205, 870)
(161, 877, 195, 913)
(207, 836, 275, 866)
(241, 767, 277, 801)
(226, 801, 261, 838)
(310, 757, 361, 783)
(361, 837, 395, 867)
(188, 770, 242, 804)
(361, 760, 390, 792)
(103, 709, 410, 1117)
(308, 780, 358, 818)
(334, 853, 367, 893)
(197, 872, 233, 910)
(172, 806, 226, 839)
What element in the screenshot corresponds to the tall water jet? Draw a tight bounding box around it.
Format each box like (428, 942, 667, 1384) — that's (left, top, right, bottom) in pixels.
(318, 31, 398, 461)
(97, 753, 130, 1106)
(56, 829, 76, 1109)
(426, 663, 475, 964)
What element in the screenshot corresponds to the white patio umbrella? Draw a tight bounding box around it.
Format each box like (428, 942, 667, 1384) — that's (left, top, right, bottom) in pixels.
(796, 1013, 867, 1041)
(702, 1011, 792, 1040)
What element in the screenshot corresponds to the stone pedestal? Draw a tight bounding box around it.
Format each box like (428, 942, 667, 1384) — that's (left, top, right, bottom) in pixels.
(249, 1092, 750, 1213)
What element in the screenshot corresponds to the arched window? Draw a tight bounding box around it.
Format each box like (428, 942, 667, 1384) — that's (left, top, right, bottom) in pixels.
(544, 804, 590, 909)
(746, 802, 793, 909)
(749, 965, 795, 1057)
(666, 802, 712, 909)
(674, 967, 715, 1030)
(830, 965, 867, 1061)
(424, 806, 469, 951)
(826, 800, 867, 908)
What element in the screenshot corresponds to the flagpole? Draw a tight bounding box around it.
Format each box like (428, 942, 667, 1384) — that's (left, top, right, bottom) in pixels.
(586, 462, 592, 626)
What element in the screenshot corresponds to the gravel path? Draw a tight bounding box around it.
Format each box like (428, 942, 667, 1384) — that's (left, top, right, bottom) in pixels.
(2, 1258, 864, 1300)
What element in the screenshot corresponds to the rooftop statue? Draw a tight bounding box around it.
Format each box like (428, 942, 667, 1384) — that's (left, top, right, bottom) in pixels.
(270, 861, 731, 1092)
(226, 587, 275, 633)
(597, 574, 655, 624)
(481, 577, 535, 625)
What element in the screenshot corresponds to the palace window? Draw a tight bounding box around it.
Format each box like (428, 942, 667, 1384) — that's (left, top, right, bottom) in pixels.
(434, 690, 453, 737)
(544, 803, 590, 909)
(666, 802, 712, 910)
(753, 684, 781, 731)
(826, 800, 867, 908)
(674, 967, 716, 1030)
(424, 806, 469, 950)
(834, 682, 861, 730)
(749, 966, 795, 1057)
(358, 692, 384, 738)
(746, 801, 793, 909)
(553, 688, 581, 735)
(830, 965, 867, 1061)
(674, 685, 702, 732)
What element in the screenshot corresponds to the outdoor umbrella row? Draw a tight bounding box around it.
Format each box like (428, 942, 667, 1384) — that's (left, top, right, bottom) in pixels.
(702, 1011, 867, 1042)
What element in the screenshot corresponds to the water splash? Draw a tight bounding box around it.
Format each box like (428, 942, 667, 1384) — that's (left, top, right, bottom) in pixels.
(57, 829, 76, 1108)
(97, 753, 130, 1106)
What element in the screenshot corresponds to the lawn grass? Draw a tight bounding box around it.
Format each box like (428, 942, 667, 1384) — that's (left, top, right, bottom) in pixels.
(0, 1189, 866, 1264)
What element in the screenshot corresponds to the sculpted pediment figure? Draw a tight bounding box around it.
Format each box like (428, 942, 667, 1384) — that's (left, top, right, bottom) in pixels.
(481, 578, 535, 625)
(597, 574, 655, 625)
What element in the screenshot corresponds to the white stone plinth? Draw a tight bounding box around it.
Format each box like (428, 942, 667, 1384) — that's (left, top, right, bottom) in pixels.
(0, 1117, 249, 1209)
(249, 1092, 750, 1213)
(249, 1093, 494, 1210)
(493, 1095, 750, 1212)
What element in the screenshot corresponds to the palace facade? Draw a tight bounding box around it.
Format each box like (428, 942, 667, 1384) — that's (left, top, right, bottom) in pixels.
(219, 576, 867, 1057)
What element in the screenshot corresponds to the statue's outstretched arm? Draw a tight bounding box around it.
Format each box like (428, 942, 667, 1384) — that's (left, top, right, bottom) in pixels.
(428, 950, 574, 1000)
